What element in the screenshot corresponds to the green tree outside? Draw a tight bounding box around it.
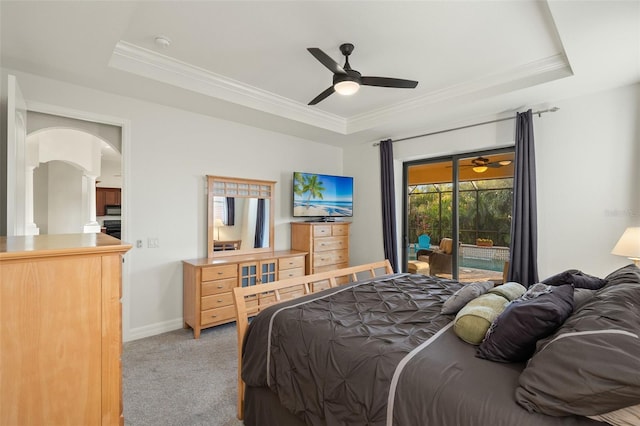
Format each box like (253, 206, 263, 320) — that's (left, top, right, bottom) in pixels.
(408, 179, 512, 247)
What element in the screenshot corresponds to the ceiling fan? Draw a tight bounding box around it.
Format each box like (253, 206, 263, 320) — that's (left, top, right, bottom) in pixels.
(461, 157, 513, 173)
(306, 43, 419, 105)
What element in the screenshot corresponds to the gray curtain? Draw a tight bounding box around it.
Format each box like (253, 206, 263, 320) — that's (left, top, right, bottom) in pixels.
(507, 109, 539, 287)
(254, 198, 265, 248)
(226, 197, 235, 226)
(380, 139, 398, 272)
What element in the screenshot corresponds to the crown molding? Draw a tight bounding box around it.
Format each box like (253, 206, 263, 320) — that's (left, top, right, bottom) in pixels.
(346, 53, 572, 134)
(109, 41, 571, 137)
(109, 41, 347, 134)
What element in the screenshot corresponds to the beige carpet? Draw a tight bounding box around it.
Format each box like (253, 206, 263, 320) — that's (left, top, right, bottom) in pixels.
(123, 323, 244, 426)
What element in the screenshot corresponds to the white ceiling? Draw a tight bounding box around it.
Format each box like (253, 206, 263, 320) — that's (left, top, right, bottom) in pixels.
(2, 1, 639, 147)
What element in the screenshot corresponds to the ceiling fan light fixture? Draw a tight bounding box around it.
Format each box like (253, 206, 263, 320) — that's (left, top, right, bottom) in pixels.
(334, 80, 360, 96)
(472, 165, 488, 173)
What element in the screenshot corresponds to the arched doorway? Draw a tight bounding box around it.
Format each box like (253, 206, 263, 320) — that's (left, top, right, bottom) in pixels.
(26, 125, 122, 235)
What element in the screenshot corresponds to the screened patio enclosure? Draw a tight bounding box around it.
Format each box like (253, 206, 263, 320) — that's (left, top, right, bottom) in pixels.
(404, 151, 514, 283)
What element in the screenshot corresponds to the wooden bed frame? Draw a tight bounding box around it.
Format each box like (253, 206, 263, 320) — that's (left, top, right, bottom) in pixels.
(232, 260, 393, 420)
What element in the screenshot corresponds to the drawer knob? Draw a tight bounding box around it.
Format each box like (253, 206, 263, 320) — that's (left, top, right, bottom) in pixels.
(211, 315, 217, 318)
(217, 299, 223, 303)
(217, 271, 223, 275)
(217, 285, 223, 289)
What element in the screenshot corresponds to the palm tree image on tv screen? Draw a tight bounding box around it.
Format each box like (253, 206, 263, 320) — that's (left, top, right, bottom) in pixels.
(293, 172, 353, 218)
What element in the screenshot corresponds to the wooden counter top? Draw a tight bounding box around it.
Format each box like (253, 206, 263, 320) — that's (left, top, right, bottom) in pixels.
(0, 233, 132, 261)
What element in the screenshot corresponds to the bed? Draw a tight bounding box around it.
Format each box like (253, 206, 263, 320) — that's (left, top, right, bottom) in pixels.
(232, 261, 640, 426)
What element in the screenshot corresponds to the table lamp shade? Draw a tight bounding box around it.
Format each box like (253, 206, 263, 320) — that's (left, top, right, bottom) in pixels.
(611, 227, 640, 265)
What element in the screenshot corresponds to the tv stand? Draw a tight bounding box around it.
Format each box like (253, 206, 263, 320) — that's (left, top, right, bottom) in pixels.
(291, 221, 351, 278)
(304, 217, 336, 222)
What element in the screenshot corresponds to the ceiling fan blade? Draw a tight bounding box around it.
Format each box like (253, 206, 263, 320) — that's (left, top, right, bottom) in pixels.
(308, 86, 335, 105)
(307, 48, 346, 75)
(361, 76, 418, 88)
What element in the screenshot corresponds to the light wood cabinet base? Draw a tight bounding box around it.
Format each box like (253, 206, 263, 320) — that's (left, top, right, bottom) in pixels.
(182, 250, 306, 338)
(0, 233, 131, 426)
(291, 222, 350, 276)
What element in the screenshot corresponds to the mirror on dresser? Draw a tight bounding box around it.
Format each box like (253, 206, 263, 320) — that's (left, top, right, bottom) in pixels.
(207, 175, 275, 258)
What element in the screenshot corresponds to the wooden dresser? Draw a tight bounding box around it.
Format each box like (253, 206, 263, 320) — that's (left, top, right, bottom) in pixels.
(0, 233, 131, 426)
(182, 250, 306, 338)
(291, 222, 350, 290)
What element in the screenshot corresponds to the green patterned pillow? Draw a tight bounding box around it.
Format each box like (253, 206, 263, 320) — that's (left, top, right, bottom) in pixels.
(453, 293, 509, 345)
(489, 282, 526, 301)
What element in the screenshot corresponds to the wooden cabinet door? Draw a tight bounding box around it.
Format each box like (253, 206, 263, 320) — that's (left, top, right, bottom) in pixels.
(239, 260, 277, 287)
(1, 256, 103, 425)
(96, 188, 121, 216)
(104, 189, 120, 206)
(259, 260, 277, 284)
(96, 189, 106, 216)
(239, 262, 259, 288)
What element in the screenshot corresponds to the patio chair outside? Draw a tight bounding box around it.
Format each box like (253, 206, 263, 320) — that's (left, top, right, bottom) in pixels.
(417, 234, 431, 250)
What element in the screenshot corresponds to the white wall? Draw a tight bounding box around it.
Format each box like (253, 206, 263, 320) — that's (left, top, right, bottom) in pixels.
(344, 83, 640, 280)
(33, 162, 48, 234)
(535, 84, 640, 277)
(5, 69, 343, 341)
(45, 160, 84, 234)
(98, 157, 122, 188)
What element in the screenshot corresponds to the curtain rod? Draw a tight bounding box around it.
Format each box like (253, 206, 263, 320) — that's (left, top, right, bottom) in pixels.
(372, 107, 559, 146)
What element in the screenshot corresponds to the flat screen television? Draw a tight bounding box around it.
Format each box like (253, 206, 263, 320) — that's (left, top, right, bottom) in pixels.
(293, 172, 353, 220)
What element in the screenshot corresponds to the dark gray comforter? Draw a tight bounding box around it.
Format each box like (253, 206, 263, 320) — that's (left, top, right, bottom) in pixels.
(241, 273, 604, 426)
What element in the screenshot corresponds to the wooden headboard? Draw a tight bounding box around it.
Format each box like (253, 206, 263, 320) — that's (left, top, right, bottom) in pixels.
(232, 260, 393, 420)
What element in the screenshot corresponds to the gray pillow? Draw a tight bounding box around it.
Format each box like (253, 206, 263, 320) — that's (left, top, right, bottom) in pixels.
(573, 288, 596, 311)
(476, 284, 574, 363)
(542, 269, 607, 290)
(516, 281, 640, 416)
(441, 281, 494, 315)
(603, 263, 640, 289)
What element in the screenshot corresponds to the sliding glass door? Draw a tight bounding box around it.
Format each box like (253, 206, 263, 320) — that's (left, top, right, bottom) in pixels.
(403, 149, 514, 282)
(405, 159, 454, 277)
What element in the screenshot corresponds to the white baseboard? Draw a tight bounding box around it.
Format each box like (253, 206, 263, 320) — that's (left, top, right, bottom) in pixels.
(124, 318, 185, 342)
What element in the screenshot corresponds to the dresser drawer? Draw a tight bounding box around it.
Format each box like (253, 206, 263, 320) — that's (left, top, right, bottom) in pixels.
(314, 262, 348, 274)
(332, 224, 349, 236)
(313, 236, 347, 252)
(201, 264, 237, 281)
(313, 225, 332, 237)
(279, 267, 305, 279)
(279, 255, 305, 271)
(201, 292, 234, 310)
(201, 277, 236, 296)
(201, 305, 235, 325)
(313, 249, 348, 267)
